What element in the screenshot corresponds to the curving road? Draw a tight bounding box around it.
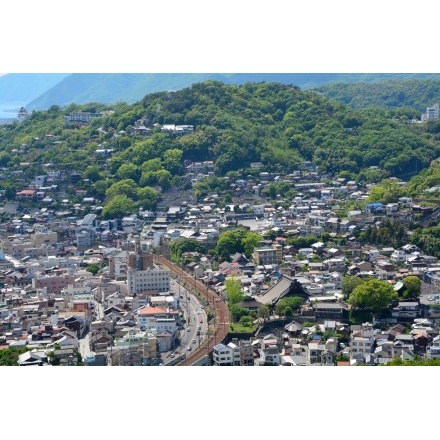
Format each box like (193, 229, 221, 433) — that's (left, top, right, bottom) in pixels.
(154, 255, 230, 366)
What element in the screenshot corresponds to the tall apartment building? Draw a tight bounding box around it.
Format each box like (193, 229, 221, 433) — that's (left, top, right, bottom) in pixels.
(421, 103, 440, 122)
(252, 243, 283, 266)
(126, 239, 170, 295)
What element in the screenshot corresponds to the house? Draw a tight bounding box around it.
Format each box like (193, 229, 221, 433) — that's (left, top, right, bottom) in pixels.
(307, 340, 325, 364)
(238, 339, 254, 366)
(320, 350, 337, 366)
(90, 332, 113, 352)
(391, 302, 421, 321)
(62, 314, 88, 338)
(284, 320, 303, 338)
(256, 344, 281, 366)
(427, 335, 440, 359)
(17, 349, 49, 366)
(314, 302, 345, 321)
(236, 296, 264, 313)
(212, 343, 234, 366)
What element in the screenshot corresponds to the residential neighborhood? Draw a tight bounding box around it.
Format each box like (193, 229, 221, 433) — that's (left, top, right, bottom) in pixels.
(2, 157, 440, 366)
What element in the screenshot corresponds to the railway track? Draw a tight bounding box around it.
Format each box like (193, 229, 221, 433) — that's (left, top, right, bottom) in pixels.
(154, 255, 230, 366)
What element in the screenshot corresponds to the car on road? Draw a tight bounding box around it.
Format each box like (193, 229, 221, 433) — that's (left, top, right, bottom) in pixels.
(186, 327, 191, 332)
(192, 338, 196, 344)
(187, 346, 192, 351)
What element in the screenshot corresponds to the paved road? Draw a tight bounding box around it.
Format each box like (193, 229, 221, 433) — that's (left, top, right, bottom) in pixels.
(78, 299, 104, 361)
(163, 279, 207, 365)
(154, 255, 230, 366)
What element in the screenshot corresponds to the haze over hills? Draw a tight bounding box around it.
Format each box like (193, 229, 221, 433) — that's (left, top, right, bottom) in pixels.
(2, 73, 440, 111)
(0, 73, 70, 105)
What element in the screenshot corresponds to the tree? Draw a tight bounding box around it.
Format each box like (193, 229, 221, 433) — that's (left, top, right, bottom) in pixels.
(137, 186, 160, 210)
(115, 163, 140, 183)
(86, 263, 101, 275)
(275, 296, 304, 316)
(229, 303, 249, 323)
(101, 194, 136, 219)
(239, 315, 254, 327)
(241, 231, 261, 259)
(215, 228, 248, 261)
(258, 305, 270, 322)
(342, 275, 368, 297)
(402, 275, 422, 300)
(162, 148, 183, 175)
(169, 238, 202, 262)
(225, 277, 244, 305)
(105, 179, 138, 201)
(83, 165, 105, 183)
(347, 278, 397, 314)
(284, 306, 293, 319)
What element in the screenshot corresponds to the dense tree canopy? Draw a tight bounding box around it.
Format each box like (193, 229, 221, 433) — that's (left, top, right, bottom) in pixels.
(169, 238, 202, 262)
(347, 278, 397, 314)
(402, 275, 422, 300)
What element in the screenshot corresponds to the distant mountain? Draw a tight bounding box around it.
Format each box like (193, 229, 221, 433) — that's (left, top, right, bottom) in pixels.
(313, 78, 440, 112)
(0, 73, 70, 105)
(25, 73, 230, 110)
(12, 72, 440, 111)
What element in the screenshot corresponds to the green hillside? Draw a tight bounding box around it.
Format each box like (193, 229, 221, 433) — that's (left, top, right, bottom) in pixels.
(1, 80, 440, 217)
(313, 78, 440, 112)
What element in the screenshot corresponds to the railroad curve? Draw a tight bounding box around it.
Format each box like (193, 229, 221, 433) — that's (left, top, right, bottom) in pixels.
(154, 255, 230, 366)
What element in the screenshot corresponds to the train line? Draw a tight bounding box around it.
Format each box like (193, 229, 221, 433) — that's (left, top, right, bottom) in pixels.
(154, 255, 230, 366)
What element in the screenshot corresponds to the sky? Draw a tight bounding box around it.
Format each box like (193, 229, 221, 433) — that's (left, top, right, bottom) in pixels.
(3, 1, 439, 437)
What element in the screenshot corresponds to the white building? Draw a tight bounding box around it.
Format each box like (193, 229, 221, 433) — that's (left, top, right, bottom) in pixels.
(213, 343, 235, 366)
(421, 103, 440, 122)
(126, 266, 170, 295)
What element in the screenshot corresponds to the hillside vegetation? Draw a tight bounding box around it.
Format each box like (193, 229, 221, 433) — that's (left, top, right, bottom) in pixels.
(313, 79, 440, 112)
(1, 80, 440, 212)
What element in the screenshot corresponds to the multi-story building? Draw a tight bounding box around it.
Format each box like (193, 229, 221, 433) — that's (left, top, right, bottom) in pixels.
(126, 239, 170, 295)
(253, 245, 282, 266)
(421, 103, 440, 122)
(61, 283, 93, 304)
(76, 229, 96, 248)
(64, 111, 104, 123)
(239, 339, 254, 365)
(213, 343, 234, 366)
(32, 231, 58, 247)
(127, 266, 170, 295)
(108, 250, 128, 280)
(32, 274, 76, 294)
(113, 330, 158, 365)
(136, 305, 178, 332)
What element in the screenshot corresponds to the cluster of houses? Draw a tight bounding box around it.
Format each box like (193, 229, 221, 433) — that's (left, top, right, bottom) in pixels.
(3, 132, 440, 364)
(212, 317, 440, 366)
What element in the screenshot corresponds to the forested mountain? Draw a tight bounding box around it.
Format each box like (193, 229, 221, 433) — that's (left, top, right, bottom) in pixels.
(313, 79, 440, 112)
(2, 72, 438, 111)
(1, 80, 440, 194)
(25, 74, 227, 110)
